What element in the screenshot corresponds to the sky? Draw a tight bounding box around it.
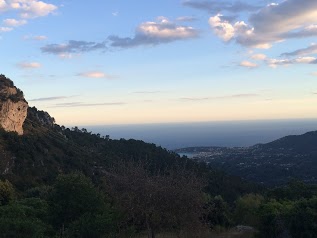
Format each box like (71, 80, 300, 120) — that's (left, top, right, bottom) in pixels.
(1, 0, 317, 126)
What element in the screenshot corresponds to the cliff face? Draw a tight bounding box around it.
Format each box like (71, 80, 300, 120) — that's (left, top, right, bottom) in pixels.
(0, 75, 28, 135)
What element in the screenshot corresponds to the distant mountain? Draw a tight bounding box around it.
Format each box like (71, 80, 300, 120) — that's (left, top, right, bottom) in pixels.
(176, 130, 317, 186)
(261, 131, 317, 153)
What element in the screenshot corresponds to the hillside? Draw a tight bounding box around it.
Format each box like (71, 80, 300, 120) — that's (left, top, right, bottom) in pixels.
(176, 130, 317, 186)
(0, 75, 266, 237)
(0, 75, 316, 237)
(0, 75, 258, 198)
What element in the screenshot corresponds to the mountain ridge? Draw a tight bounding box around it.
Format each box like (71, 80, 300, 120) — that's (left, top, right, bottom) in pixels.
(176, 129, 317, 185)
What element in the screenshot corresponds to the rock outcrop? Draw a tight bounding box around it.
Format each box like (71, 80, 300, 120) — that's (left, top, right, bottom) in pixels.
(0, 75, 28, 135)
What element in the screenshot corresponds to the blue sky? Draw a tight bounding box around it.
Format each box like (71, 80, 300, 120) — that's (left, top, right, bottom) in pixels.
(1, 0, 317, 126)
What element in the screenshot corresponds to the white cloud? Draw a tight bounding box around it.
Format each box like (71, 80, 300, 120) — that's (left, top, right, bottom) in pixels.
(33, 35, 47, 40)
(0, 0, 6, 10)
(18, 62, 41, 69)
(240, 60, 257, 68)
(0, 27, 13, 32)
(294, 57, 316, 64)
(267, 56, 316, 68)
(77, 71, 117, 79)
(267, 59, 291, 68)
(251, 54, 267, 60)
(208, 15, 235, 41)
(208, 0, 317, 48)
(138, 17, 198, 39)
(0, 0, 57, 18)
(3, 18, 27, 27)
(109, 17, 199, 48)
(16, 0, 57, 19)
(58, 53, 74, 59)
(0, 1, 57, 33)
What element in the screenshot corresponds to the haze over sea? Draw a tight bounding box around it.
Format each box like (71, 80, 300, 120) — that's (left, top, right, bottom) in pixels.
(84, 119, 317, 150)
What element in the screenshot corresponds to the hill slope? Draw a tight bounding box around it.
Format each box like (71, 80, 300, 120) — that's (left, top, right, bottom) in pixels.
(176, 130, 317, 186)
(0, 75, 258, 202)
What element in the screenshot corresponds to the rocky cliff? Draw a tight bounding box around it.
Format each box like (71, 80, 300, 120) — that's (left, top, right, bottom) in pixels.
(0, 75, 28, 135)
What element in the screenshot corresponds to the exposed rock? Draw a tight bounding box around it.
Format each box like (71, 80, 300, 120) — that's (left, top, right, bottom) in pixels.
(0, 75, 28, 135)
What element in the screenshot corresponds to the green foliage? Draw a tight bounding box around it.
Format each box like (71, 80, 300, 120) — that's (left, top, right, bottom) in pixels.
(49, 172, 116, 237)
(0, 180, 15, 205)
(268, 180, 317, 201)
(0, 93, 315, 237)
(25, 185, 53, 200)
(0, 74, 25, 102)
(203, 195, 232, 229)
(66, 212, 116, 238)
(233, 193, 264, 227)
(287, 196, 317, 238)
(0, 198, 53, 238)
(0, 74, 14, 88)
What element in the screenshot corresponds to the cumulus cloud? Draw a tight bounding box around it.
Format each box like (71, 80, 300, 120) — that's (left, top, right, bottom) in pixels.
(0, 1, 57, 18)
(17, 62, 41, 69)
(15, 0, 57, 19)
(108, 17, 199, 48)
(0, 1, 57, 33)
(208, 0, 317, 48)
(77, 71, 117, 79)
(41, 40, 107, 56)
(239, 60, 257, 68)
(208, 15, 235, 41)
(3, 18, 27, 27)
(183, 0, 261, 14)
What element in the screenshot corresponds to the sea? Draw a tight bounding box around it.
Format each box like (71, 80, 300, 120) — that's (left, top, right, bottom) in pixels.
(84, 119, 317, 150)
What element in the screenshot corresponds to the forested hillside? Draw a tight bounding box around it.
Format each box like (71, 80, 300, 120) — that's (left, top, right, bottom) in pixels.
(177, 131, 317, 186)
(0, 76, 316, 237)
(0, 106, 264, 237)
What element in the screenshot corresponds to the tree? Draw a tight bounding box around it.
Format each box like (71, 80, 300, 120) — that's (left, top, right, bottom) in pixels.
(233, 193, 264, 227)
(0, 180, 15, 205)
(203, 195, 232, 229)
(104, 161, 206, 238)
(0, 198, 54, 238)
(49, 172, 116, 237)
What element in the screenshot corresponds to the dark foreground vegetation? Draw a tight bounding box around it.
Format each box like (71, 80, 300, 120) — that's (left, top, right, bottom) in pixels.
(0, 106, 316, 237)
